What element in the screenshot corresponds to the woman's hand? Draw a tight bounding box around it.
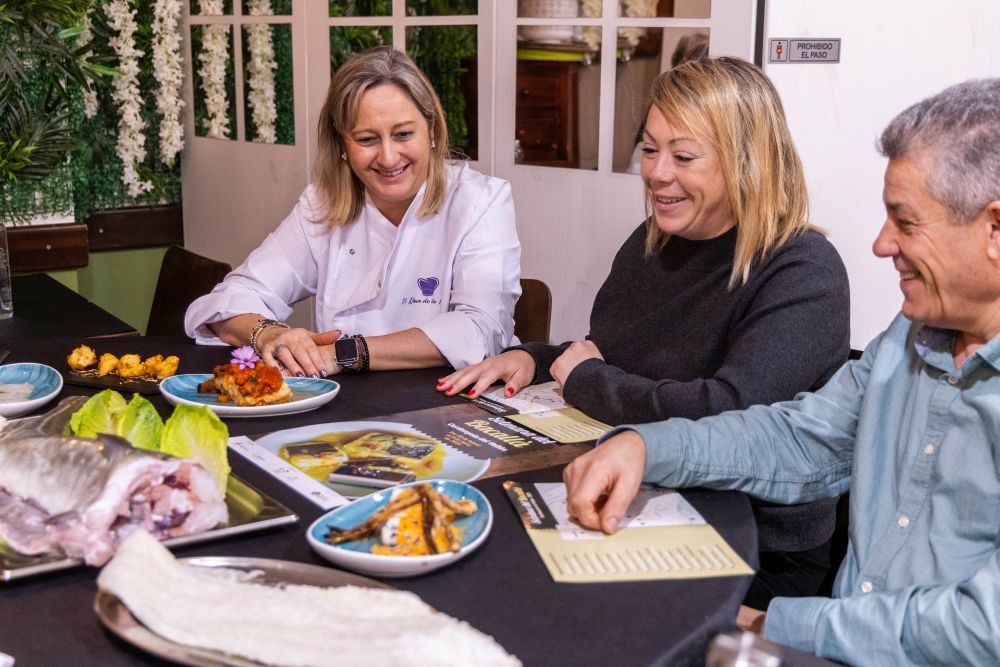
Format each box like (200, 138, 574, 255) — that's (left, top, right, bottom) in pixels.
(436, 350, 537, 398)
(550, 340, 604, 388)
(563, 430, 646, 534)
(258, 326, 340, 378)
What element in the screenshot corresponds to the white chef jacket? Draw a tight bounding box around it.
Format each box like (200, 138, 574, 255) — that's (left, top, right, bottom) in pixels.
(185, 163, 521, 369)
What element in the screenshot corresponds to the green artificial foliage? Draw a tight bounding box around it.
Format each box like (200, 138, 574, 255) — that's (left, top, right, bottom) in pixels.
(0, 0, 109, 222)
(1, 0, 183, 224)
(328, 0, 478, 158)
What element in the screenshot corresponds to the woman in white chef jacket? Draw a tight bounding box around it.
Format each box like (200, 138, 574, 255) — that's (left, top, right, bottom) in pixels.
(185, 47, 521, 378)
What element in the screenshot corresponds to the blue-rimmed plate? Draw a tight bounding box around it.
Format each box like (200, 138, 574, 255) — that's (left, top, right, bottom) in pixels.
(0, 363, 63, 418)
(308, 480, 492, 577)
(159, 374, 339, 418)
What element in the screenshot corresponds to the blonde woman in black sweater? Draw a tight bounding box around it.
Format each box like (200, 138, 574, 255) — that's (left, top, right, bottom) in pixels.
(439, 57, 851, 609)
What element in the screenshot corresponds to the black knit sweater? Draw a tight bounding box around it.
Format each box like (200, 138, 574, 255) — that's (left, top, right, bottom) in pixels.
(518, 223, 851, 551)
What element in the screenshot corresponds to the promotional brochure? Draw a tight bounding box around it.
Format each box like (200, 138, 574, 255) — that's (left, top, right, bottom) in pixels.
(232, 402, 562, 507)
(466, 381, 612, 443)
(504, 481, 754, 583)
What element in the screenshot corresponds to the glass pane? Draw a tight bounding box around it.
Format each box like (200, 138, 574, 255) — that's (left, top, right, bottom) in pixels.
(613, 28, 710, 173)
(243, 0, 291, 14)
(242, 23, 294, 144)
(329, 26, 392, 74)
(407, 26, 478, 160)
(515, 32, 601, 169)
(329, 0, 391, 17)
(406, 0, 477, 16)
(518, 0, 588, 18)
(636, 0, 712, 19)
(191, 24, 237, 140)
(191, 0, 233, 15)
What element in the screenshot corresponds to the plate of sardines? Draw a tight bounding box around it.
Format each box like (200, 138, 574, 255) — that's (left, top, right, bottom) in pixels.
(307, 480, 492, 577)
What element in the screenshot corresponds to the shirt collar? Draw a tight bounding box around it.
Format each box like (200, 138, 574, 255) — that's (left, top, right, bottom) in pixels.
(913, 323, 1000, 373)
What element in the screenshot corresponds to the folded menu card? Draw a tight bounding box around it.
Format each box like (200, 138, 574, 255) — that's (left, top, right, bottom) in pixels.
(504, 481, 753, 583)
(467, 381, 611, 444)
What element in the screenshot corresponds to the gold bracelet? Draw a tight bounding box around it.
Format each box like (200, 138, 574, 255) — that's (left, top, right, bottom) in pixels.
(249, 318, 289, 358)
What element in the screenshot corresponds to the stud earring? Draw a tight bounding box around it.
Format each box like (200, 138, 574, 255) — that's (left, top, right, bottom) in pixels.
(431, 140, 436, 149)
(340, 153, 346, 160)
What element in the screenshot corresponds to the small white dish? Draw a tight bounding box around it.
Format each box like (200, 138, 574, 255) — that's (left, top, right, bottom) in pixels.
(159, 374, 339, 418)
(308, 480, 493, 578)
(0, 363, 63, 418)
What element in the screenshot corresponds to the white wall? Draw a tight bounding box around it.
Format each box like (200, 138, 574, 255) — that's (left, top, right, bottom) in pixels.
(763, 0, 1000, 347)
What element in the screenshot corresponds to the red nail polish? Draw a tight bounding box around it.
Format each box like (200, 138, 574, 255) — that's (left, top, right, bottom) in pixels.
(468, 390, 477, 398)
(505, 387, 514, 397)
(437, 382, 445, 387)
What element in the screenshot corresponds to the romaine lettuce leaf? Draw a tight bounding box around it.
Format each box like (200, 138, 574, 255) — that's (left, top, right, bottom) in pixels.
(117, 394, 164, 453)
(160, 404, 231, 494)
(68, 389, 128, 438)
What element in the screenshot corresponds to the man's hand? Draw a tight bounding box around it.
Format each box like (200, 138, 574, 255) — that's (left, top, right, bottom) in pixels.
(736, 605, 767, 635)
(563, 430, 646, 533)
(550, 340, 604, 388)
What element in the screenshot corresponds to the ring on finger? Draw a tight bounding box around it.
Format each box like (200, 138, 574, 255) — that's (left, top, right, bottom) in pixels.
(272, 343, 290, 357)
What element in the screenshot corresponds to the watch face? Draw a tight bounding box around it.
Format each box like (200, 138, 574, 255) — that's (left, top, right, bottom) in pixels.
(334, 337, 359, 366)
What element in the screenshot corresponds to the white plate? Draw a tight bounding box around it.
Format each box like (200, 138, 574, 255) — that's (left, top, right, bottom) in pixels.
(307, 480, 493, 577)
(0, 363, 63, 418)
(159, 374, 339, 418)
(253, 420, 490, 498)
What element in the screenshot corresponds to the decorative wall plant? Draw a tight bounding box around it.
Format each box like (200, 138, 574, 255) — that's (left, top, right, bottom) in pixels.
(1, 0, 185, 225)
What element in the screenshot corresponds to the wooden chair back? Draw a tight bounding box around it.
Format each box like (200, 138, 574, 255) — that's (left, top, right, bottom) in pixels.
(514, 278, 552, 344)
(146, 246, 231, 336)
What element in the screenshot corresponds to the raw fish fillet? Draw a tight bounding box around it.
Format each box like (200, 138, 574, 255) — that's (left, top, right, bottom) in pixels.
(0, 435, 227, 565)
(98, 530, 521, 667)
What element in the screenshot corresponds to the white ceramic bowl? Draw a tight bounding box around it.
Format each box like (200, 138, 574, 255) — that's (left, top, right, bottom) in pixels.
(0, 363, 63, 418)
(307, 480, 493, 578)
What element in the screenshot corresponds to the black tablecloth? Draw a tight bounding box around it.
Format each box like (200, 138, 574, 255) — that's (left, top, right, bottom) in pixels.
(2, 336, 763, 666)
(2, 274, 138, 339)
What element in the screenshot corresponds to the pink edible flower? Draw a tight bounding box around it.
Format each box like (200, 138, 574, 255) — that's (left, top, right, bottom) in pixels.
(231, 345, 259, 370)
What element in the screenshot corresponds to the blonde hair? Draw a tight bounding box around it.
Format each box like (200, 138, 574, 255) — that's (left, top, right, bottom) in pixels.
(313, 47, 449, 227)
(644, 57, 815, 287)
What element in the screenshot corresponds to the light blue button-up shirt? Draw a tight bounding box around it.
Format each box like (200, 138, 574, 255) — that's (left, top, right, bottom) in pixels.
(624, 313, 1000, 665)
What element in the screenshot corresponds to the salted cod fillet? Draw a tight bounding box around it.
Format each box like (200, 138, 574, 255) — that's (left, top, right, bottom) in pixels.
(98, 530, 521, 667)
(0, 435, 227, 565)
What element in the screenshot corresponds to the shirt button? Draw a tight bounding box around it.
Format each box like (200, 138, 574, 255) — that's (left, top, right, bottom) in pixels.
(348, 248, 356, 255)
(947, 375, 959, 385)
(898, 516, 910, 528)
(377, 279, 382, 288)
(924, 443, 935, 455)
(861, 581, 873, 593)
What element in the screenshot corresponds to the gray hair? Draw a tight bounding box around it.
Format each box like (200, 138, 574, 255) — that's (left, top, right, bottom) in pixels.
(878, 78, 1000, 224)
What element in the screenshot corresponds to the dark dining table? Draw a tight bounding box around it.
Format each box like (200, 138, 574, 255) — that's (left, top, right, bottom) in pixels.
(0, 334, 776, 667)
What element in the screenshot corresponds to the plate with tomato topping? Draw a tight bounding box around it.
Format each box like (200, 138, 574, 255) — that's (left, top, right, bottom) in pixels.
(159, 373, 339, 418)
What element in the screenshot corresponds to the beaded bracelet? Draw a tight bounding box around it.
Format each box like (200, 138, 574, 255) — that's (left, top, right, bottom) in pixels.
(352, 334, 370, 372)
(249, 318, 289, 358)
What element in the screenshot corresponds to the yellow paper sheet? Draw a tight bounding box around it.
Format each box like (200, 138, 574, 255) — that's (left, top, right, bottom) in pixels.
(508, 408, 611, 444)
(526, 524, 754, 583)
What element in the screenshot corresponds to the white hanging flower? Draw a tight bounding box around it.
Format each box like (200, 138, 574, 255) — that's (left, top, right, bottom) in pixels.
(245, 0, 278, 143)
(152, 0, 185, 166)
(198, 0, 232, 139)
(580, 0, 601, 52)
(106, 0, 153, 197)
(619, 0, 654, 47)
(77, 9, 99, 119)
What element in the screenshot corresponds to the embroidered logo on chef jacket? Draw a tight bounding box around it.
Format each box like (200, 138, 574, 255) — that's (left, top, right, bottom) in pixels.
(402, 276, 441, 304)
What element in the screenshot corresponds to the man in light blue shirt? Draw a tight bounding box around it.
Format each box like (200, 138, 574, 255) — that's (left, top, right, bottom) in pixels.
(564, 78, 1000, 666)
